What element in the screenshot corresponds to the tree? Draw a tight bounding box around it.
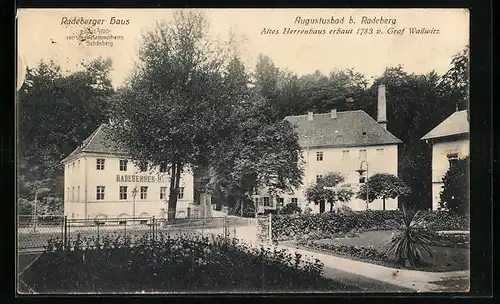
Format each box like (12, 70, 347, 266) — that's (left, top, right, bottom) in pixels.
(211, 98, 304, 214)
(440, 45, 469, 113)
(439, 156, 469, 214)
(357, 173, 411, 210)
(17, 58, 114, 211)
(106, 11, 238, 221)
(281, 202, 302, 214)
(305, 172, 354, 213)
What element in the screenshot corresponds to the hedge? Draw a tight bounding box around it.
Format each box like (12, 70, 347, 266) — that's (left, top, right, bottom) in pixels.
(21, 233, 350, 293)
(272, 210, 469, 241)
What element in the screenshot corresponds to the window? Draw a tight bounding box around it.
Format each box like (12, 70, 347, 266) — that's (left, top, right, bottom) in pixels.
(316, 151, 323, 161)
(139, 162, 148, 172)
(96, 186, 105, 200)
(119, 160, 128, 171)
(447, 153, 459, 168)
(359, 149, 367, 160)
(255, 197, 261, 206)
(159, 165, 168, 173)
(291, 198, 298, 204)
(359, 176, 366, 184)
(72, 162, 75, 169)
(96, 159, 105, 170)
(178, 187, 184, 199)
(263, 197, 270, 207)
(120, 186, 128, 200)
(342, 150, 350, 159)
(140, 186, 148, 200)
(66, 187, 69, 201)
(72, 187, 75, 201)
(277, 197, 284, 207)
(78, 160, 80, 169)
(376, 148, 384, 155)
(77, 186, 80, 202)
(160, 187, 167, 200)
(316, 174, 323, 182)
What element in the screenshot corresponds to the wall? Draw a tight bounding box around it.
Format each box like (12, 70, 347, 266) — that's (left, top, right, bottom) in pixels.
(254, 144, 399, 212)
(64, 153, 194, 219)
(431, 138, 470, 210)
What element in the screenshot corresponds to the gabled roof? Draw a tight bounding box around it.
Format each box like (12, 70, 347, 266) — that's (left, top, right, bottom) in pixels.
(61, 124, 125, 163)
(284, 110, 402, 148)
(421, 110, 469, 141)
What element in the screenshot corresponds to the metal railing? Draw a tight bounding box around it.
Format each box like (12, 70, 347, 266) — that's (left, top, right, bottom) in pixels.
(17, 215, 244, 251)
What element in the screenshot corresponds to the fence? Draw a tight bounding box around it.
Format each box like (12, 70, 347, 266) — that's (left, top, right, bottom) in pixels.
(17, 214, 254, 251)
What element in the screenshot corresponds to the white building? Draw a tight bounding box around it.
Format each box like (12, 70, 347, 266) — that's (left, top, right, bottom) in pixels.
(421, 110, 469, 210)
(61, 124, 195, 220)
(253, 85, 403, 213)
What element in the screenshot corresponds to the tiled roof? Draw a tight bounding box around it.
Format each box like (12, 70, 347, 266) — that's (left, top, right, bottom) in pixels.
(61, 124, 125, 163)
(285, 110, 402, 148)
(420, 110, 469, 140)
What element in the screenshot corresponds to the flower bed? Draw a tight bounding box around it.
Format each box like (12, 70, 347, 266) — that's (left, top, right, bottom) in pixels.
(21, 233, 350, 293)
(431, 233, 470, 249)
(272, 210, 469, 241)
(296, 239, 389, 263)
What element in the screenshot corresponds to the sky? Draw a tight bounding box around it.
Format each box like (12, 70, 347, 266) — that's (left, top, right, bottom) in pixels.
(17, 8, 469, 88)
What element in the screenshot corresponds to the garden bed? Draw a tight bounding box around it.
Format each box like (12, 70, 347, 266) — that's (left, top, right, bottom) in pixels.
(21, 233, 356, 293)
(295, 230, 469, 273)
(272, 210, 469, 241)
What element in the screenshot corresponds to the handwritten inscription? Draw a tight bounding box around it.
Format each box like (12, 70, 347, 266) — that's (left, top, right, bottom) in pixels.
(261, 15, 440, 36)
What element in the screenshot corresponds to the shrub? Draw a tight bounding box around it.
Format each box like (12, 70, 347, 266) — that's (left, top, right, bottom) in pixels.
(385, 207, 438, 267)
(271, 210, 469, 241)
(439, 156, 469, 214)
(22, 233, 339, 293)
(281, 202, 302, 214)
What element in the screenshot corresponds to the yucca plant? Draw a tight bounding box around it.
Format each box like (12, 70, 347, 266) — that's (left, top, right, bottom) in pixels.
(385, 205, 437, 268)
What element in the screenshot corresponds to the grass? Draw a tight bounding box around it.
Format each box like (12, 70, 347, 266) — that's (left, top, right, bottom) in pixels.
(296, 230, 469, 272)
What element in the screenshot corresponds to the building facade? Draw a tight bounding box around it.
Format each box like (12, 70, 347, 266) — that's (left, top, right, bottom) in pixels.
(253, 85, 403, 213)
(61, 124, 195, 220)
(421, 110, 469, 210)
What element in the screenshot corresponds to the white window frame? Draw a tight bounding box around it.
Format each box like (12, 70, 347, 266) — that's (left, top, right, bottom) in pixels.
(140, 186, 148, 200)
(359, 149, 367, 160)
(342, 150, 350, 159)
(316, 151, 323, 161)
(96, 158, 105, 170)
(119, 159, 128, 171)
(96, 186, 105, 200)
(263, 197, 270, 207)
(178, 187, 184, 199)
(120, 186, 128, 200)
(160, 187, 167, 200)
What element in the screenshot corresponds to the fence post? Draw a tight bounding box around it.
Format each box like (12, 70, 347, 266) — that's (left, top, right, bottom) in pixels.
(64, 216, 68, 250)
(152, 216, 155, 241)
(268, 213, 272, 243)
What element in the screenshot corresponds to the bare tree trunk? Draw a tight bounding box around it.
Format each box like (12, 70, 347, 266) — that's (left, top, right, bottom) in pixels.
(319, 200, 325, 213)
(330, 201, 334, 212)
(383, 197, 386, 211)
(167, 160, 182, 221)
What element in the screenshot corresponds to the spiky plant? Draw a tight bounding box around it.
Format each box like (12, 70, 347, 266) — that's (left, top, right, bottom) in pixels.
(385, 205, 437, 267)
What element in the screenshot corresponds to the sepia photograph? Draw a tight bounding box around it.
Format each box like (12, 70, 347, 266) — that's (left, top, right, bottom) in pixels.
(16, 8, 470, 294)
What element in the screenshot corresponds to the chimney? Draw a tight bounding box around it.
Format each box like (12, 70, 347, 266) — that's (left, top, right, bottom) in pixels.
(307, 111, 314, 121)
(377, 84, 388, 129)
(330, 109, 337, 119)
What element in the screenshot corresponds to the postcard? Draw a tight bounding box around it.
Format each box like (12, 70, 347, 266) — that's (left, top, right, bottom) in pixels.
(16, 8, 470, 294)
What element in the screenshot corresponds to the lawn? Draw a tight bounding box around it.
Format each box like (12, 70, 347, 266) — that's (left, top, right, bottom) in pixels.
(295, 230, 469, 272)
